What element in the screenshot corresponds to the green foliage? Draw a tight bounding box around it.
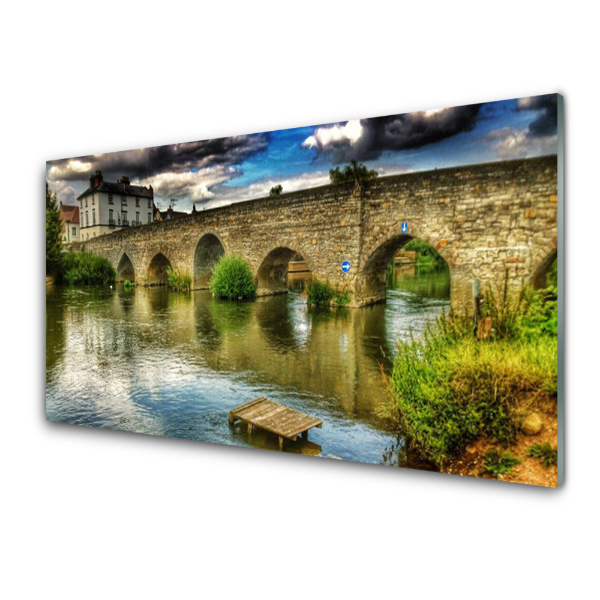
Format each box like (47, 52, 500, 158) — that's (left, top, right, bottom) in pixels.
(483, 450, 521, 478)
(479, 275, 558, 341)
(209, 255, 256, 300)
(329, 159, 378, 186)
(62, 252, 116, 286)
(403, 238, 448, 272)
(270, 184, 283, 197)
(166, 267, 191, 293)
(46, 182, 63, 276)
(546, 258, 558, 288)
(123, 279, 135, 290)
(388, 279, 558, 467)
(306, 280, 350, 307)
(527, 442, 557, 467)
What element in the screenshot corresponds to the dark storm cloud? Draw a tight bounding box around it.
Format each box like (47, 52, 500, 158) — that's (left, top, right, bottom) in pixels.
(304, 104, 482, 163)
(48, 133, 271, 182)
(516, 94, 558, 137)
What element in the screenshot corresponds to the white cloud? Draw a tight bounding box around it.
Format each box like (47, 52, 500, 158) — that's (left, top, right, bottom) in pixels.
(198, 171, 331, 210)
(486, 127, 557, 159)
(302, 120, 363, 150)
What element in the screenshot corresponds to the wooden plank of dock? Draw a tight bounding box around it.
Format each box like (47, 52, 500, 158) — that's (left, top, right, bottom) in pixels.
(229, 397, 322, 450)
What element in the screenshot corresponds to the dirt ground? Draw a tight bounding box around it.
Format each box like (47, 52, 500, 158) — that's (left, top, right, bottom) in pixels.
(443, 396, 558, 487)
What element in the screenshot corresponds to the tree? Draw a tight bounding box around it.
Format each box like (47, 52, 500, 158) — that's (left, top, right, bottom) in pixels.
(270, 184, 283, 197)
(329, 159, 378, 186)
(46, 182, 63, 276)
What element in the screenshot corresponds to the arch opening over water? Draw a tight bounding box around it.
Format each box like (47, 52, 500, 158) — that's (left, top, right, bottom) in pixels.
(257, 247, 312, 295)
(531, 248, 558, 289)
(359, 234, 450, 304)
(147, 253, 172, 286)
(193, 234, 225, 289)
(116, 253, 135, 282)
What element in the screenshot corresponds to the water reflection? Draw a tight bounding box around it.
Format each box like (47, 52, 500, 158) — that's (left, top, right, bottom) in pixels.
(46, 269, 450, 466)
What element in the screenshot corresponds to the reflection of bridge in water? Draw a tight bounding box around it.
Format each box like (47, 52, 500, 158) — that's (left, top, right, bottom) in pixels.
(83, 156, 558, 313)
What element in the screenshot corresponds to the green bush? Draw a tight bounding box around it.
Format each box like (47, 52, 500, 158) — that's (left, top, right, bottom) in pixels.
(62, 252, 116, 286)
(209, 255, 256, 300)
(123, 279, 135, 290)
(483, 450, 521, 478)
(403, 238, 448, 272)
(329, 159, 378, 185)
(306, 280, 350, 307)
(527, 442, 557, 467)
(166, 267, 191, 293)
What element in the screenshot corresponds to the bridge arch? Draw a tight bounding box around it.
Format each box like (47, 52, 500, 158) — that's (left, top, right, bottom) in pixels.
(531, 247, 557, 289)
(147, 252, 172, 286)
(116, 252, 135, 282)
(256, 246, 313, 295)
(357, 231, 451, 305)
(193, 232, 225, 289)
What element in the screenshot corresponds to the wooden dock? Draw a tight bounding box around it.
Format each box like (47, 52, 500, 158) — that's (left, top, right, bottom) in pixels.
(229, 397, 322, 450)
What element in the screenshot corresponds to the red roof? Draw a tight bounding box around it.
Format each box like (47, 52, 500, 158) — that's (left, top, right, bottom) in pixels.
(59, 204, 80, 224)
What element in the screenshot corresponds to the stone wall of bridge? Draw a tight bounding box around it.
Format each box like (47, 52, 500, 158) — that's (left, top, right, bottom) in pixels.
(82, 155, 558, 314)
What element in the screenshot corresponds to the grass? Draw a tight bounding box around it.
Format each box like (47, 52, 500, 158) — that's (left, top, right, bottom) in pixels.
(209, 255, 256, 300)
(483, 450, 521, 478)
(527, 442, 557, 467)
(166, 267, 191, 293)
(386, 271, 558, 469)
(62, 252, 115, 286)
(306, 280, 350, 307)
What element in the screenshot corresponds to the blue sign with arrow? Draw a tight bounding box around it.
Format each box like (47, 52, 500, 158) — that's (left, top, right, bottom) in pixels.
(401, 221, 408, 234)
(341, 260, 351, 273)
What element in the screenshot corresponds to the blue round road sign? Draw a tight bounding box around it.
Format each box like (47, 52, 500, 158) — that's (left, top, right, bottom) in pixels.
(341, 260, 351, 273)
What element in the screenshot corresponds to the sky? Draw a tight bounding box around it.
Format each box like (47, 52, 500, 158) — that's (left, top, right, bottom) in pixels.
(46, 94, 558, 212)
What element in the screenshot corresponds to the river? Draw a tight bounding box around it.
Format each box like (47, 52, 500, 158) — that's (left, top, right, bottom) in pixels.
(46, 267, 450, 468)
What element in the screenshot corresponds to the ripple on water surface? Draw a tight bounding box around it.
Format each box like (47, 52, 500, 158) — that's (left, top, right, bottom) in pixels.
(46, 274, 449, 467)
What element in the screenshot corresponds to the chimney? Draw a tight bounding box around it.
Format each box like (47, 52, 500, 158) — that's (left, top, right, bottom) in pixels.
(89, 174, 95, 189)
(119, 176, 130, 185)
(148, 184, 154, 197)
(95, 170, 103, 187)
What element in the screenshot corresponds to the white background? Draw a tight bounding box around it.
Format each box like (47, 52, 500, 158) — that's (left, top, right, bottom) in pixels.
(1, 2, 599, 598)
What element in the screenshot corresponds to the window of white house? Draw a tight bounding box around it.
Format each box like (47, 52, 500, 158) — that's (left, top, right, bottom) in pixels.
(86, 198, 88, 207)
(92, 195, 95, 205)
(121, 196, 127, 206)
(122, 210, 128, 224)
(135, 198, 140, 207)
(109, 209, 113, 222)
(147, 199, 151, 209)
(135, 211, 140, 224)
(92, 209, 96, 225)
(108, 194, 113, 204)
(86, 212, 89, 226)
(72, 227, 77, 237)
(148, 213, 152, 223)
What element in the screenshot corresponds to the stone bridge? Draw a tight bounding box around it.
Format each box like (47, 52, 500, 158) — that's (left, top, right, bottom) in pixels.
(82, 155, 558, 314)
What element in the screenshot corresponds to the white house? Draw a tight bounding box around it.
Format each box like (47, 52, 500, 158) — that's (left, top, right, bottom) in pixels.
(77, 171, 154, 241)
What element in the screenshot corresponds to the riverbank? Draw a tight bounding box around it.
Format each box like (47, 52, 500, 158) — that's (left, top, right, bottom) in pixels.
(385, 274, 559, 486)
(443, 394, 558, 486)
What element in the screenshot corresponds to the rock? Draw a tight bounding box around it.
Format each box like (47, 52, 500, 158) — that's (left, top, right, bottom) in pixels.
(522, 412, 543, 436)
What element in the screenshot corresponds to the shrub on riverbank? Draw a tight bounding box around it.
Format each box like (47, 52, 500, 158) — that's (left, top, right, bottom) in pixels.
(306, 280, 350, 307)
(386, 279, 558, 468)
(62, 252, 116, 286)
(166, 267, 191, 293)
(209, 255, 256, 300)
(123, 279, 135, 290)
